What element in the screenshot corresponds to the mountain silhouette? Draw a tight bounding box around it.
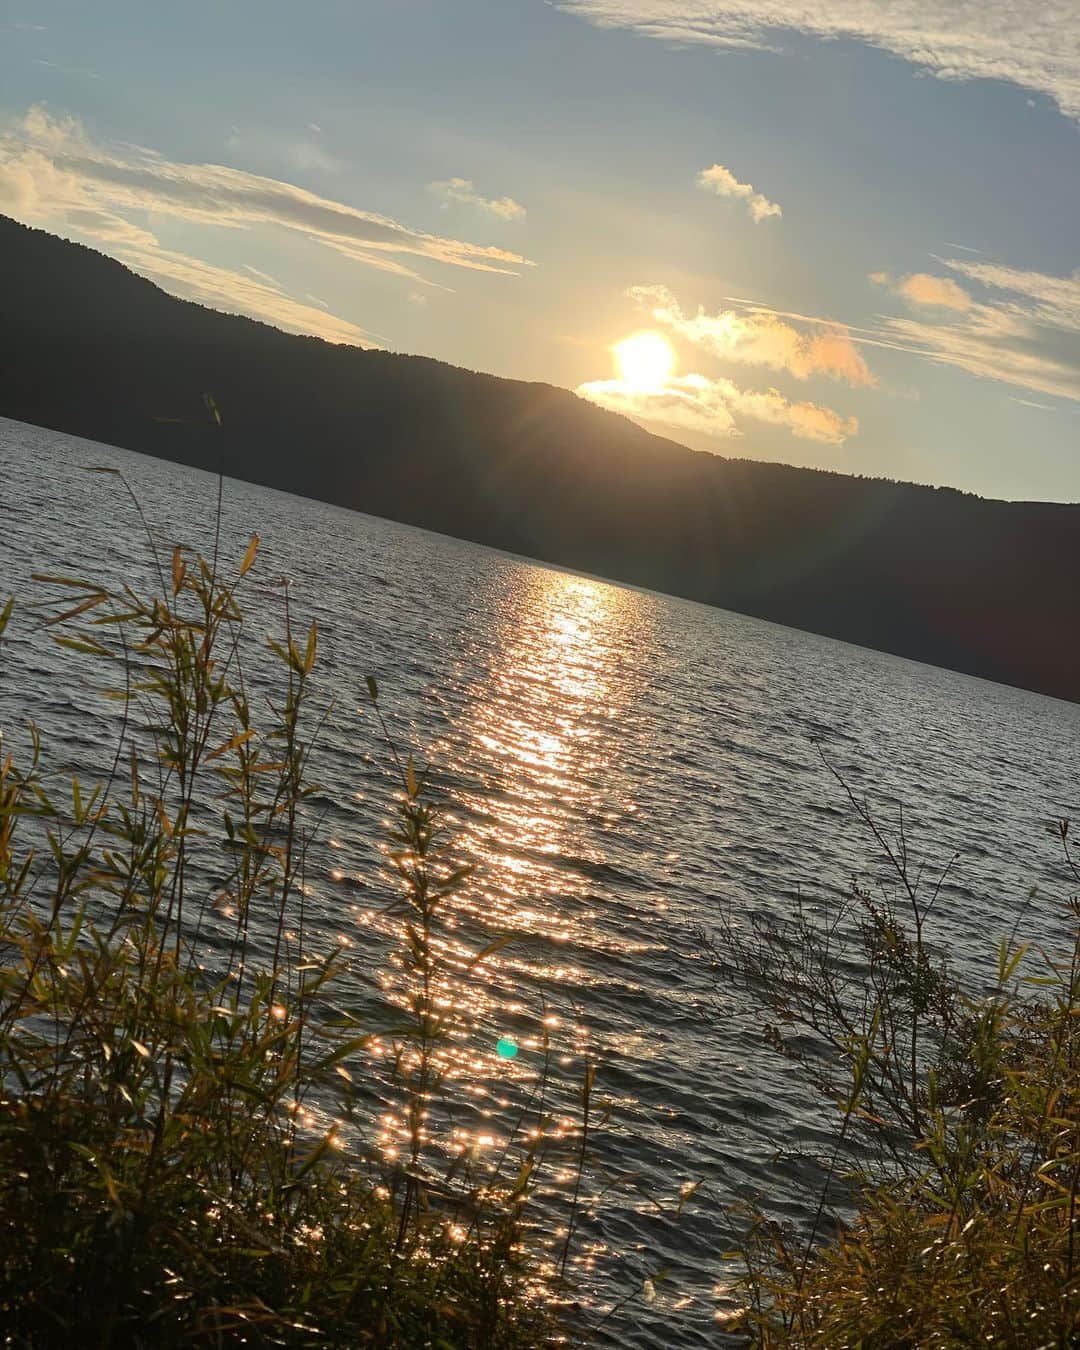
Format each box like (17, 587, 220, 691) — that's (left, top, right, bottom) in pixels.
(2, 213, 1078, 703)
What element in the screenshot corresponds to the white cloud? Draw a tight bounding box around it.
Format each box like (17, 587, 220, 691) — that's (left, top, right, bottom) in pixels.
(0, 106, 534, 345)
(697, 163, 780, 222)
(428, 177, 526, 221)
(631, 284, 875, 385)
(558, 1, 1080, 120)
(577, 371, 858, 443)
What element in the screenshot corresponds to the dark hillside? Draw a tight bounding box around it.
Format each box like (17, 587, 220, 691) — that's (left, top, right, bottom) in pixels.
(2, 214, 1078, 701)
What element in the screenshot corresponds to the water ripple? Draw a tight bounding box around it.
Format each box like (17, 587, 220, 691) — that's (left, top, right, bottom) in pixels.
(2, 415, 1078, 1345)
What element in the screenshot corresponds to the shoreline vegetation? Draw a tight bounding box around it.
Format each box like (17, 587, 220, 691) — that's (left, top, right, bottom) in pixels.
(0, 488, 1077, 1346)
(0, 508, 576, 1346)
(709, 777, 1080, 1346)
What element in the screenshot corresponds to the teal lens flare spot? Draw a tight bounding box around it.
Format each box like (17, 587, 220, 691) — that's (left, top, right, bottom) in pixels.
(496, 1036, 519, 1060)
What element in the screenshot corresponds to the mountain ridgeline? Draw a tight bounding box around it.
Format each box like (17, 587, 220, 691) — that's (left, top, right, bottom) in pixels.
(2, 214, 1078, 702)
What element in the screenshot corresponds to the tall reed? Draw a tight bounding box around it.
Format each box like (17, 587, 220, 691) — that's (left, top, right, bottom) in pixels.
(0, 480, 581, 1346)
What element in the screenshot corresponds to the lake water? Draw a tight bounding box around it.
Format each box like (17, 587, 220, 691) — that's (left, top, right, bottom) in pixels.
(2, 414, 1078, 1345)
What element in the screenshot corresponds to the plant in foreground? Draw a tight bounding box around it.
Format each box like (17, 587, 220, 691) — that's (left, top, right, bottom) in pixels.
(710, 766, 1080, 1347)
(0, 496, 579, 1347)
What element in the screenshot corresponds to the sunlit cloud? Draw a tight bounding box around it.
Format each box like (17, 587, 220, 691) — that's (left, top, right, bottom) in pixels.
(428, 177, 527, 221)
(59, 205, 157, 249)
(740, 281, 1080, 406)
(0, 106, 534, 345)
(242, 262, 281, 287)
(630, 284, 875, 386)
(945, 259, 1080, 322)
(122, 246, 378, 344)
(0, 107, 532, 273)
(558, 1, 1080, 120)
(871, 271, 972, 311)
(870, 258, 1080, 402)
(697, 163, 781, 223)
(577, 371, 858, 444)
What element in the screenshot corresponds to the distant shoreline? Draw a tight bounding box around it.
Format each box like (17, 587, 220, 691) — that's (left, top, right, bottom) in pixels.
(3, 214, 1079, 705)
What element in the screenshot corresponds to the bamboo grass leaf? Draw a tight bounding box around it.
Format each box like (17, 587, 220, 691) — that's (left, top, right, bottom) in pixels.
(239, 533, 260, 576)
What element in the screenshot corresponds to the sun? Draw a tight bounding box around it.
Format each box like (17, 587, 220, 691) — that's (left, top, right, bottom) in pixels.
(612, 331, 676, 390)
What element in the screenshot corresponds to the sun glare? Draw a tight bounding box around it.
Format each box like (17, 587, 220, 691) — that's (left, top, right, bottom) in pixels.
(613, 331, 675, 390)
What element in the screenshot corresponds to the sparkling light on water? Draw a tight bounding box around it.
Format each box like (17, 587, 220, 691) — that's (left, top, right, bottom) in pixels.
(4, 421, 1078, 1349)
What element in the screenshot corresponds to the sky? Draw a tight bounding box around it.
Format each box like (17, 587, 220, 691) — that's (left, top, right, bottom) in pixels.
(1, 0, 1079, 501)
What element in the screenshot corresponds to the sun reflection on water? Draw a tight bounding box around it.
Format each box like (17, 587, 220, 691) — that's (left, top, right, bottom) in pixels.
(354, 568, 658, 1255)
(297, 561, 663, 1312)
(446, 568, 649, 934)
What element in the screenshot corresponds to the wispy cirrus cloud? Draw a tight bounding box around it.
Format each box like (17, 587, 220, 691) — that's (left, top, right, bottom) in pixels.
(0, 106, 534, 345)
(428, 177, 526, 221)
(577, 370, 858, 444)
(947, 259, 1080, 319)
(697, 163, 780, 222)
(631, 284, 875, 386)
(557, 0, 1080, 120)
(242, 262, 282, 287)
(126, 247, 380, 345)
(715, 261, 1080, 405)
(869, 260, 1080, 402)
(225, 125, 340, 176)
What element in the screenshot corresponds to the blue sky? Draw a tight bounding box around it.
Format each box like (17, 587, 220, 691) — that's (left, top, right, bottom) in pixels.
(2, 0, 1079, 499)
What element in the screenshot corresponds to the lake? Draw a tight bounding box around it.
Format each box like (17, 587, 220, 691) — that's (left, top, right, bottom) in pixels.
(2, 414, 1078, 1346)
